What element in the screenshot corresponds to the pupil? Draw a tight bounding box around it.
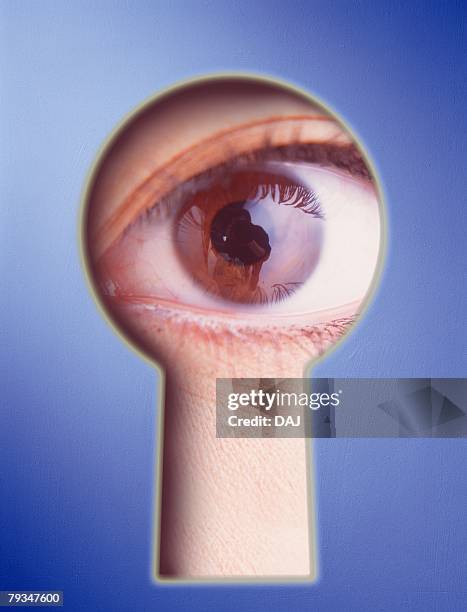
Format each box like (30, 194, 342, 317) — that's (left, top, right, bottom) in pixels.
(210, 202, 271, 266)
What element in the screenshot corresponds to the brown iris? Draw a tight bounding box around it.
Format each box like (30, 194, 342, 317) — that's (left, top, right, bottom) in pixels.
(175, 167, 324, 305)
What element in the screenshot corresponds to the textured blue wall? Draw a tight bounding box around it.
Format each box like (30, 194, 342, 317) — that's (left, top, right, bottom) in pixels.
(1, 2, 466, 610)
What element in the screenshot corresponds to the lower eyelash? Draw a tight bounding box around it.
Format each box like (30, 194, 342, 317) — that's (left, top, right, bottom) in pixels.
(271, 282, 303, 302)
(116, 296, 353, 330)
(110, 298, 357, 361)
(195, 279, 303, 307)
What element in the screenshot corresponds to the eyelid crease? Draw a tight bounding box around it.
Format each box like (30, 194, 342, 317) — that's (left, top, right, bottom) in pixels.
(91, 114, 353, 260)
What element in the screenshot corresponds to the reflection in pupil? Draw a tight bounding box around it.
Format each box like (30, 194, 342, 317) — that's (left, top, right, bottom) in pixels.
(210, 202, 271, 266)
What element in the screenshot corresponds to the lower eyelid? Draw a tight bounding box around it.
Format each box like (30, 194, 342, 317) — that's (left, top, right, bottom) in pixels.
(103, 297, 356, 362)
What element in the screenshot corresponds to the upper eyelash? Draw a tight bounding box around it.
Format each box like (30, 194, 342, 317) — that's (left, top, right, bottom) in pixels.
(255, 182, 323, 217)
(121, 138, 367, 242)
(179, 141, 368, 196)
(139, 164, 324, 230)
(119, 140, 366, 249)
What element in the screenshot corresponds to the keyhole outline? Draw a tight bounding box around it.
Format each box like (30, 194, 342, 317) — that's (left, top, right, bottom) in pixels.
(77, 72, 388, 584)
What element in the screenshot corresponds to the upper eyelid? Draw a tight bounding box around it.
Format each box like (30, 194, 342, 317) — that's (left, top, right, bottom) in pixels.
(91, 114, 353, 260)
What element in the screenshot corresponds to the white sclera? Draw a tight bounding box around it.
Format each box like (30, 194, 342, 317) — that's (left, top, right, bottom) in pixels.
(268, 162, 381, 314)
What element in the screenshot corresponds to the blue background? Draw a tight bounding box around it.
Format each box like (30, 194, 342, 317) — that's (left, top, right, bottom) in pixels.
(1, 1, 466, 610)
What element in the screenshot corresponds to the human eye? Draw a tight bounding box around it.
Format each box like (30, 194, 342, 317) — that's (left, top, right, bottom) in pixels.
(83, 76, 384, 353)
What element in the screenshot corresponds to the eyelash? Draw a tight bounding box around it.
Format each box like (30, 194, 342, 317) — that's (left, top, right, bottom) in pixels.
(172, 180, 323, 239)
(255, 182, 323, 217)
(136, 139, 365, 228)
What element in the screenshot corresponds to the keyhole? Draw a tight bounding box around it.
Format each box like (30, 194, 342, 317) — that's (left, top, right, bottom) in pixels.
(80, 75, 385, 580)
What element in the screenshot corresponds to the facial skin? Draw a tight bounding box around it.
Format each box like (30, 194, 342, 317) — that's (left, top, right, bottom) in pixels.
(83, 77, 383, 579)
